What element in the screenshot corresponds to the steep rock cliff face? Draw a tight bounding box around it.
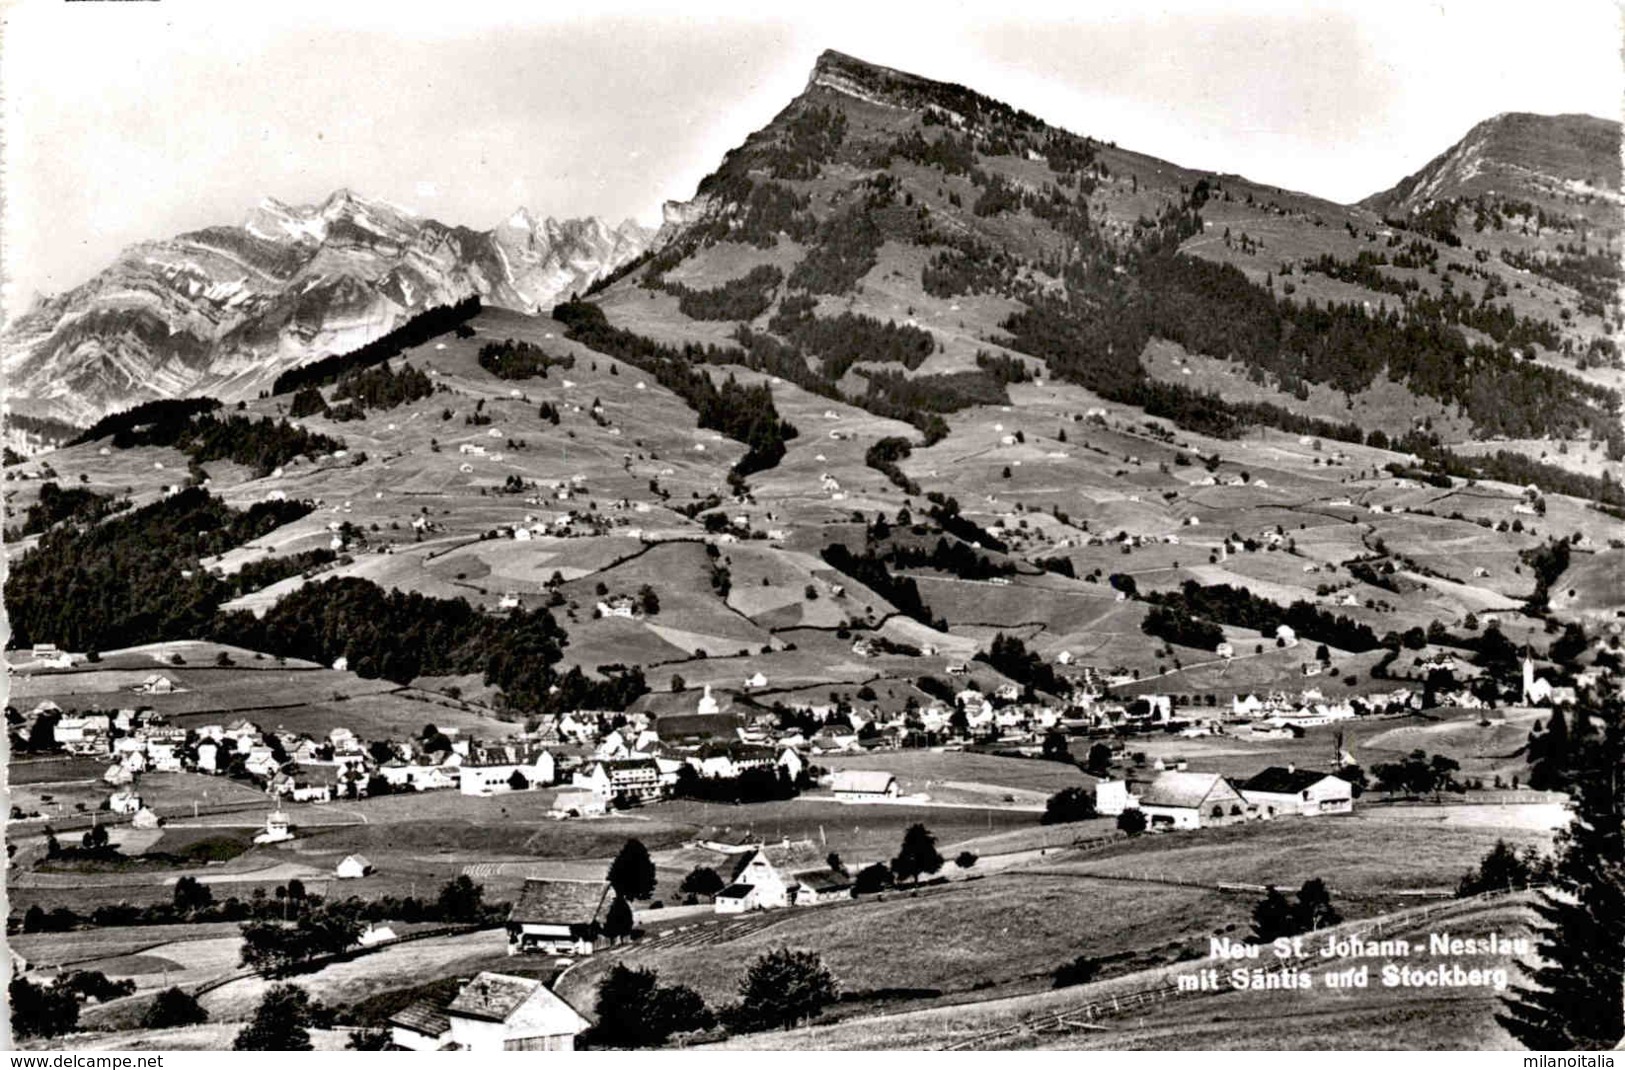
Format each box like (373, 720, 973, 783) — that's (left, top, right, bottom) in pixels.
(4, 190, 652, 424)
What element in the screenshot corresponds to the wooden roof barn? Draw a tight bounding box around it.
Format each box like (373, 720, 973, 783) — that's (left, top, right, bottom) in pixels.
(507, 878, 613, 956)
(443, 972, 589, 1052)
(389, 973, 588, 1052)
(388, 1000, 451, 1051)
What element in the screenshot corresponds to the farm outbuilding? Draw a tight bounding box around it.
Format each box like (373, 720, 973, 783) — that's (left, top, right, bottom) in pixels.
(1134, 771, 1249, 830)
(507, 878, 613, 956)
(1240, 767, 1355, 818)
(335, 854, 374, 879)
(831, 769, 899, 801)
(444, 972, 589, 1052)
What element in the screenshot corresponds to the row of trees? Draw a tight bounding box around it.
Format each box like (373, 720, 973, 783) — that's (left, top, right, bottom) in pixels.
(819, 542, 944, 630)
(657, 265, 784, 322)
(271, 296, 480, 394)
(1142, 580, 1382, 653)
(74, 396, 344, 478)
(6, 480, 127, 539)
(476, 338, 575, 379)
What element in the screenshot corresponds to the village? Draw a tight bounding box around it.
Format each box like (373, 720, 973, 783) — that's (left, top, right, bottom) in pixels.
(10, 626, 1591, 841)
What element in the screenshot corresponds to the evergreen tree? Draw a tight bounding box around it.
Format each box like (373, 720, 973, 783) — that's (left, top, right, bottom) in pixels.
(607, 839, 657, 901)
(891, 823, 944, 884)
(1251, 886, 1297, 943)
(1293, 878, 1342, 932)
(435, 875, 484, 922)
(1530, 709, 1572, 791)
(1499, 696, 1624, 1050)
(603, 895, 634, 944)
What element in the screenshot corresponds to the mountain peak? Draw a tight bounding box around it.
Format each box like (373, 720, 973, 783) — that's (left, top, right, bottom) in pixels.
(1361, 110, 1621, 214)
(807, 49, 929, 107)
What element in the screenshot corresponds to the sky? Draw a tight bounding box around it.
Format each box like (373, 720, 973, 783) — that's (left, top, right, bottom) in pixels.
(2, 0, 1619, 318)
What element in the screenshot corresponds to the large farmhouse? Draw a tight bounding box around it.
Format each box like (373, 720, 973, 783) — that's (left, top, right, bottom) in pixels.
(1240, 767, 1355, 817)
(507, 878, 613, 956)
(715, 847, 790, 914)
(1134, 771, 1249, 830)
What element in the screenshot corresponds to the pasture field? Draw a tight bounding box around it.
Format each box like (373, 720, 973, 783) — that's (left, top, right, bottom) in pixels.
(708, 893, 1537, 1050)
(555, 874, 1238, 1021)
(16, 1025, 357, 1052)
(10, 770, 272, 828)
(817, 750, 1091, 803)
(9, 922, 246, 971)
(1101, 706, 1542, 787)
(1038, 810, 1557, 895)
(11, 655, 507, 740)
(196, 927, 513, 1022)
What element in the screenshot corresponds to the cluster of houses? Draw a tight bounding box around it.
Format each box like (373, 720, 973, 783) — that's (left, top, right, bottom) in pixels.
(1411, 651, 1586, 710)
(1095, 762, 1357, 830)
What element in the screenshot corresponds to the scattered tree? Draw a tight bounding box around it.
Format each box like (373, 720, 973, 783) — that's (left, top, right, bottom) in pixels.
(608, 839, 658, 901)
(233, 983, 314, 1050)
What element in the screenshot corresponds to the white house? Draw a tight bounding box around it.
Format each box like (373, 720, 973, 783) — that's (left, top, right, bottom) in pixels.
(147, 743, 182, 773)
(1094, 778, 1132, 816)
(831, 769, 898, 801)
(108, 789, 142, 815)
(461, 750, 556, 796)
(254, 810, 293, 845)
(715, 848, 790, 914)
(335, 854, 373, 879)
(442, 973, 589, 1052)
(1239, 767, 1355, 818)
(777, 747, 805, 782)
(572, 758, 661, 801)
(1134, 771, 1249, 830)
(136, 674, 179, 696)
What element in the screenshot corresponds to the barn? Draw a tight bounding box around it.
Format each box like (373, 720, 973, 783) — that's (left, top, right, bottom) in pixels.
(1134, 771, 1250, 830)
(507, 879, 613, 956)
(1240, 767, 1355, 818)
(831, 769, 898, 801)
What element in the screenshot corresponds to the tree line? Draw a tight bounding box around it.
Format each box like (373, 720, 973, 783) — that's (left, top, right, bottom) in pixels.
(271, 296, 481, 394)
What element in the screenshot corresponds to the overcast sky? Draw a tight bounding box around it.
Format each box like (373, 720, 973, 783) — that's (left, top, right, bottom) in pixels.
(3, 0, 1619, 318)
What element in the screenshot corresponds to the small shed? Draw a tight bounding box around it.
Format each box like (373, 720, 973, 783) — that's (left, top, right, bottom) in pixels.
(335, 853, 374, 879)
